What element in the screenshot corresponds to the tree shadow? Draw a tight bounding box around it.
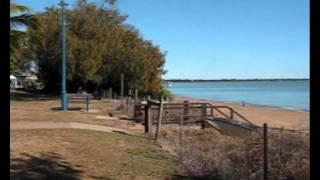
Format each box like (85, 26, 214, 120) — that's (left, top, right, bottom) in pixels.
(10, 91, 58, 101)
(170, 175, 222, 180)
(10, 152, 83, 180)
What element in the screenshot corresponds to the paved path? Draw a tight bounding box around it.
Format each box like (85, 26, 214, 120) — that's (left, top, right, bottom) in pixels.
(11, 121, 134, 135)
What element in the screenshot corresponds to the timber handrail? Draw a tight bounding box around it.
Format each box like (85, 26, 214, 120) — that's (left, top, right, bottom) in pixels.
(143, 100, 256, 127)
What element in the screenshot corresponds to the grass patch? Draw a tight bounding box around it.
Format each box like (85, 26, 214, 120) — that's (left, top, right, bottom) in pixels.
(11, 129, 178, 179)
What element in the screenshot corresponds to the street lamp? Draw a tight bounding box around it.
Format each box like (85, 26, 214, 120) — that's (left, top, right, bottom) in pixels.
(58, 0, 68, 111)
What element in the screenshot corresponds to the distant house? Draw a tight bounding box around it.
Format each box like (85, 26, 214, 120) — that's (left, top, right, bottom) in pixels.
(10, 60, 43, 90)
(10, 75, 20, 89)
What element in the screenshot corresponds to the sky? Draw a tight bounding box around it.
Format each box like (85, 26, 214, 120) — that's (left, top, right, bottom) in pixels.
(15, 0, 309, 80)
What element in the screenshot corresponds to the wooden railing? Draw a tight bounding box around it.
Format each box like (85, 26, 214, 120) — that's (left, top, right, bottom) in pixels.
(141, 99, 258, 133)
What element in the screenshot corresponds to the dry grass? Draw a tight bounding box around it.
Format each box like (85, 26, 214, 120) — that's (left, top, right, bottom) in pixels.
(10, 91, 179, 179)
(10, 97, 144, 134)
(11, 129, 178, 180)
(159, 126, 309, 180)
(10, 91, 309, 179)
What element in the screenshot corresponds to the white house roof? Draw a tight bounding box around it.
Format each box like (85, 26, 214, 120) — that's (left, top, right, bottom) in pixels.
(26, 75, 38, 80)
(10, 75, 17, 80)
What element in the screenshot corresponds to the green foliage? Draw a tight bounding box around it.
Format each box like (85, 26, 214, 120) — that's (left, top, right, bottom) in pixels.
(26, 0, 166, 95)
(159, 88, 173, 99)
(10, 0, 35, 74)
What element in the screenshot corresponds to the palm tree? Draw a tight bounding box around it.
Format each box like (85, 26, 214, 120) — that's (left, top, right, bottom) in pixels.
(10, 1, 35, 73)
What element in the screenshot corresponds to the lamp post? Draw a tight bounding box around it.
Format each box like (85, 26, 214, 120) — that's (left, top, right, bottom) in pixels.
(58, 0, 68, 111)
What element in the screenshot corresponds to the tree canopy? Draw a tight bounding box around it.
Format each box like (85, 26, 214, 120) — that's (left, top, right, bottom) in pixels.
(10, 0, 35, 74)
(26, 0, 167, 96)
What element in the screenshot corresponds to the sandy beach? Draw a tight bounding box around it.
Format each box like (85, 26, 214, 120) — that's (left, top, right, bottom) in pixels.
(172, 95, 309, 130)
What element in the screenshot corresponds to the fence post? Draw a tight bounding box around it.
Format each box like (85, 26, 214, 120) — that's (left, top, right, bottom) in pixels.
(120, 73, 124, 107)
(279, 126, 283, 180)
(210, 105, 214, 117)
(183, 101, 189, 120)
(201, 103, 207, 129)
(86, 95, 89, 111)
(263, 123, 268, 180)
(120, 73, 124, 99)
(144, 96, 152, 134)
(109, 87, 112, 99)
(134, 89, 138, 120)
(127, 96, 130, 115)
(179, 112, 184, 162)
(155, 96, 164, 140)
(230, 108, 234, 119)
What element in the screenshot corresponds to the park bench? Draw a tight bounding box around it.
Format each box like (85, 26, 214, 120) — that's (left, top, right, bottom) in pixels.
(68, 93, 94, 111)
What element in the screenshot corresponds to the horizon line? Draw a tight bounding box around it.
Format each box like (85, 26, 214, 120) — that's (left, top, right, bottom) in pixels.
(164, 78, 309, 81)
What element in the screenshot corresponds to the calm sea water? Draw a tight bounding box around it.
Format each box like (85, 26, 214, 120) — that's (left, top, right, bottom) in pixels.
(167, 80, 310, 111)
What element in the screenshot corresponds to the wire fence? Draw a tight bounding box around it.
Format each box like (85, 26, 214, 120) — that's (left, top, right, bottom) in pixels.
(158, 114, 309, 180)
(112, 95, 309, 179)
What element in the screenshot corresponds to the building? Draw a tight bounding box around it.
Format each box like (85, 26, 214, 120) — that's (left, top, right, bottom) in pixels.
(10, 61, 43, 90)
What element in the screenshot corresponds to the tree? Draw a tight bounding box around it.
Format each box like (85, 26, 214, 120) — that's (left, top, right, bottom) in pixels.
(26, 0, 167, 96)
(10, 0, 35, 74)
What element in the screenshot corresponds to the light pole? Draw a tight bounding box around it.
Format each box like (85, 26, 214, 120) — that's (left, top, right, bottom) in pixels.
(58, 0, 68, 111)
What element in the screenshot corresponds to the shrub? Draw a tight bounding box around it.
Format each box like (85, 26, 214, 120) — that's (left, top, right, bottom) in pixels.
(160, 126, 309, 180)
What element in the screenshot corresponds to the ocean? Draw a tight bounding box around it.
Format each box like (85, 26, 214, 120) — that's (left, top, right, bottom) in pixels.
(167, 80, 310, 111)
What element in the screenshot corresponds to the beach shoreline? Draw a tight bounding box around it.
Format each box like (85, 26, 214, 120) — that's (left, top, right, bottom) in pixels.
(171, 95, 309, 130)
(173, 95, 309, 113)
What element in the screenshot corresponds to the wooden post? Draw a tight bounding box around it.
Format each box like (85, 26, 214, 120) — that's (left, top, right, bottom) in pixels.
(155, 96, 164, 140)
(86, 95, 89, 111)
(144, 96, 152, 134)
(120, 73, 124, 107)
(128, 89, 132, 97)
(201, 103, 207, 129)
(127, 96, 130, 115)
(210, 106, 214, 117)
(120, 73, 124, 99)
(263, 123, 268, 180)
(179, 112, 184, 161)
(103, 90, 106, 99)
(180, 112, 184, 148)
(230, 108, 234, 119)
(279, 126, 283, 180)
(134, 89, 138, 120)
(183, 101, 189, 120)
(109, 87, 112, 99)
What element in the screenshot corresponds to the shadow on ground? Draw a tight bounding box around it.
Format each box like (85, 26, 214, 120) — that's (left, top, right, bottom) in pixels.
(171, 175, 222, 180)
(10, 152, 83, 180)
(10, 90, 58, 101)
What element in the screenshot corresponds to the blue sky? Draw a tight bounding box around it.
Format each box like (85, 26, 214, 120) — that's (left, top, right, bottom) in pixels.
(16, 0, 309, 79)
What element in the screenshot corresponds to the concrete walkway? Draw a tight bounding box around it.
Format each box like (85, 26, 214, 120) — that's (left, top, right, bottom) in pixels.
(11, 121, 133, 135)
